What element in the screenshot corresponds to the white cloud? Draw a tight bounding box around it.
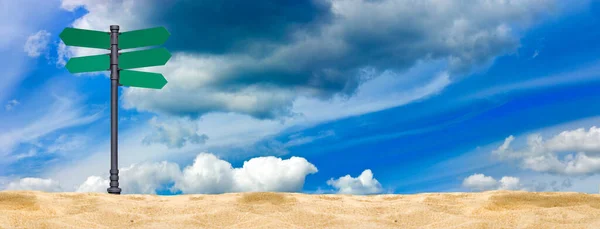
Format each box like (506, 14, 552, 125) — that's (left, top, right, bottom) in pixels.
(56, 41, 69, 67)
(450, 117, 600, 194)
(493, 126, 600, 176)
(174, 153, 318, 194)
(462, 173, 523, 191)
(118, 161, 182, 194)
(462, 173, 499, 191)
(231, 155, 318, 192)
(6, 177, 62, 192)
(326, 169, 383, 195)
(23, 30, 51, 57)
(10, 152, 318, 194)
(173, 153, 236, 194)
(72, 161, 183, 194)
(75, 176, 108, 193)
(498, 176, 521, 190)
(462, 172, 580, 192)
(4, 99, 19, 111)
(42, 126, 186, 191)
(142, 117, 208, 149)
(545, 126, 600, 154)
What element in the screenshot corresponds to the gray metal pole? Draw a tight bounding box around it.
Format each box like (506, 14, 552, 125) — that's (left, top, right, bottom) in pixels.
(107, 25, 122, 195)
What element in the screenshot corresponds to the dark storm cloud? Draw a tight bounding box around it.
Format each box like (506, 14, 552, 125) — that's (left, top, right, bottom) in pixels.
(149, 0, 333, 54)
(120, 0, 556, 119)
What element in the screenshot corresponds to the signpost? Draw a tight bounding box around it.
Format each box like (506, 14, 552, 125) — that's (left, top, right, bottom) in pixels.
(60, 25, 171, 194)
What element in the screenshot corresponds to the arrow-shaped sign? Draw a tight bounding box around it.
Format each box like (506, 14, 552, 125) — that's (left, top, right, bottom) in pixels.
(59, 28, 109, 49)
(120, 48, 171, 69)
(65, 54, 109, 73)
(119, 27, 170, 50)
(119, 70, 167, 89)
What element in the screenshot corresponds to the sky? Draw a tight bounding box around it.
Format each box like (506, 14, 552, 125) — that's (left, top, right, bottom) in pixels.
(2, 0, 600, 195)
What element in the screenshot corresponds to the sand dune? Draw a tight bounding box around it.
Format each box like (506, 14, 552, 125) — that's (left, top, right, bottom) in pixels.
(1, 190, 600, 228)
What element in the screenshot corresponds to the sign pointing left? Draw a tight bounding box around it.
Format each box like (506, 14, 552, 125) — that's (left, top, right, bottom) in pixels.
(65, 54, 109, 73)
(59, 28, 110, 49)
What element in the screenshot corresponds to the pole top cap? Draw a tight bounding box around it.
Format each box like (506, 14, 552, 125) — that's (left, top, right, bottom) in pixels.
(110, 25, 119, 31)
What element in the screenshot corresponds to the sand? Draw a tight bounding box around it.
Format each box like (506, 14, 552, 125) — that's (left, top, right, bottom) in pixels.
(1, 190, 600, 229)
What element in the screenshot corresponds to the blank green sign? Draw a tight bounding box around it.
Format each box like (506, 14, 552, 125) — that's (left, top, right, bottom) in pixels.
(65, 54, 109, 73)
(120, 27, 170, 50)
(119, 70, 167, 89)
(59, 28, 109, 49)
(120, 48, 171, 69)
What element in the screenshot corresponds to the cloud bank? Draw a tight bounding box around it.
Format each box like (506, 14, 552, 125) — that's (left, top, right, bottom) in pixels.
(462, 173, 574, 192)
(6, 177, 63, 192)
(5, 153, 319, 194)
(60, 0, 556, 120)
(462, 173, 523, 191)
(5, 153, 392, 195)
(493, 126, 600, 176)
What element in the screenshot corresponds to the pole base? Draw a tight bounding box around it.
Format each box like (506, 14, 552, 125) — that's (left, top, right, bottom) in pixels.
(107, 187, 122, 194)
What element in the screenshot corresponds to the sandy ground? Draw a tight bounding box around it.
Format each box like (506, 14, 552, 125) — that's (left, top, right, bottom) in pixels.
(1, 190, 600, 229)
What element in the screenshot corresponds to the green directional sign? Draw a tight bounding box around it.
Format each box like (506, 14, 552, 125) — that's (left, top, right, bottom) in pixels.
(59, 28, 109, 49)
(120, 48, 171, 69)
(65, 54, 109, 73)
(119, 27, 170, 50)
(119, 70, 167, 89)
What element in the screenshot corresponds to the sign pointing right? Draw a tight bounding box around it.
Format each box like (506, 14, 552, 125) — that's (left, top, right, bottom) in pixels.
(119, 70, 168, 89)
(119, 27, 170, 50)
(120, 48, 171, 69)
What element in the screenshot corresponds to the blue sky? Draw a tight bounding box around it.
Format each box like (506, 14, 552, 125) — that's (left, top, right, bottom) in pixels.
(2, 0, 600, 195)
